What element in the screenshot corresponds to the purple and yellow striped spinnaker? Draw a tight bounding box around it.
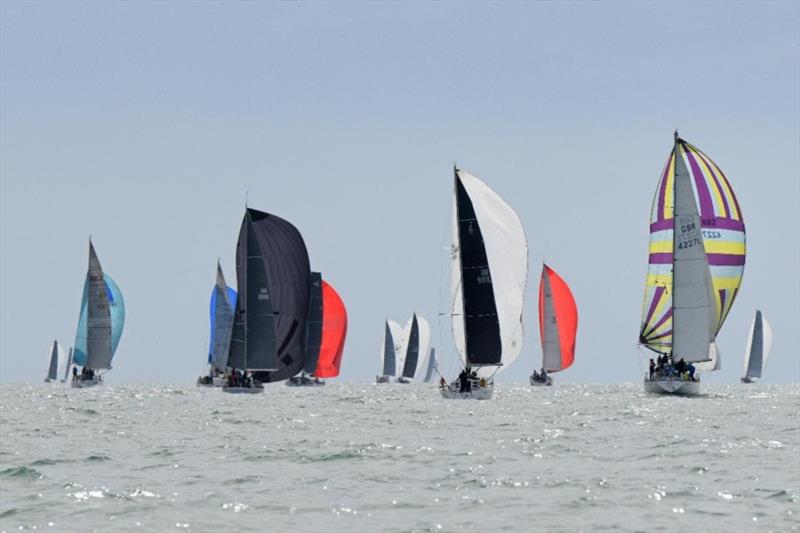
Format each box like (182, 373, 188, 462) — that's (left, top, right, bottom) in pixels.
(639, 138, 746, 353)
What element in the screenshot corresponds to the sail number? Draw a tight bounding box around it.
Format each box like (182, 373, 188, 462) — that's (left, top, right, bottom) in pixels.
(677, 238, 701, 249)
(476, 268, 492, 285)
(702, 230, 721, 239)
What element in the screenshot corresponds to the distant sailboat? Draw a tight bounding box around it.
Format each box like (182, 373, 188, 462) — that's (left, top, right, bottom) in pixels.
(741, 310, 772, 383)
(223, 208, 311, 393)
(396, 313, 430, 383)
(72, 240, 125, 388)
(422, 348, 437, 383)
(287, 275, 348, 386)
(640, 133, 746, 395)
(441, 167, 528, 400)
(530, 265, 577, 386)
(198, 261, 237, 387)
(376, 320, 403, 383)
(44, 340, 66, 383)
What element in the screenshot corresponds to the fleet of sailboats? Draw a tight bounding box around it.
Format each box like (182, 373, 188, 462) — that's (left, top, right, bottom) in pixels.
(639, 133, 747, 395)
(46, 134, 775, 391)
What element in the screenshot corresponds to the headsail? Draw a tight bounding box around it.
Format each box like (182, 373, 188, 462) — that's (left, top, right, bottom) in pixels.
(315, 280, 347, 378)
(230, 208, 311, 382)
(640, 135, 746, 358)
(743, 310, 773, 379)
(538, 265, 577, 373)
(303, 272, 324, 375)
(209, 261, 237, 371)
(450, 168, 528, 377)
(73, 241, 125, 370)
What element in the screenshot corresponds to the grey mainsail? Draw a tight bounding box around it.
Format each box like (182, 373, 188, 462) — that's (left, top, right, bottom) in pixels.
(540, 268, 562, 371)
(400, 314, 421, 379)
(86, 241, 113, 370)
(46, 340, 59, 381)
(303, 272, 323, 375)
(382, 321, 396, 376)
(211, 262, 236, 370)
(671, 142, 715, 363)
(745, 310, 765, 378)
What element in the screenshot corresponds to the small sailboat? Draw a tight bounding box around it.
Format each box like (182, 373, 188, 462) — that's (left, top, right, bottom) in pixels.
(376, 319, 403, 383)
(396, 313, 430, 383)
(440, 167, 528, 400)
(71, 240, 125, 388)
(198, 261, 237, 387)
(223, 207, 312, 392)
(422, 348, 437, 383)
(287, 275, 348, 386)
(44, 340, 67, 383)
(741, 310, 773, 383)
(639, 133, 746, 395)
(530, 264, 577, 386)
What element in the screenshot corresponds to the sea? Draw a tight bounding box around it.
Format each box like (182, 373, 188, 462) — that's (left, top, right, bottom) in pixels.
(1, 383, 798, 532)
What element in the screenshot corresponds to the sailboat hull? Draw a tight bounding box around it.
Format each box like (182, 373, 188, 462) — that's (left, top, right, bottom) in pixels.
(70, 376, 102, 389)
(529, 375, 553, 387)
(643, 378, 700, 396)
(286, 376, 325, 387)
(439, 380, 494, 400)
(375, 376, 391, 384)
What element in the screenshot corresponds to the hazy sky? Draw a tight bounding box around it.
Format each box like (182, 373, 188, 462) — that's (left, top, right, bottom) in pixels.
(1, 1, 798, 384)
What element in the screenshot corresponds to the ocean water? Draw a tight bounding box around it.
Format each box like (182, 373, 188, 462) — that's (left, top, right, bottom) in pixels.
(0, 383, 798, 533)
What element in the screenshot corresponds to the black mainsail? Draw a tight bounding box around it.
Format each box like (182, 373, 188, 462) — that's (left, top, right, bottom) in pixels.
(303, 272, 324, 375)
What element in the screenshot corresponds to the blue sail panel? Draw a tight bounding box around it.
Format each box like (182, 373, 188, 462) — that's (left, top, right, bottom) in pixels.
(73, 274, 125, 366)
(208, 285, 237, 363)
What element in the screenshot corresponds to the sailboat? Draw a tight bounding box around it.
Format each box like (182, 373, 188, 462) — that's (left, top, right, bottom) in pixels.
(287, 275, 348, 386)
(72, 240, 125, 388)
(396, 313, 430, 383)
(530, 264, 577, 386)
(741, 310, 772, 383)
(198, 261, 237, 387)
(223, 207, 312, 393)
(440, 167, 528, 400)
(44, 340, 67, 383)
(422, 348, 437, 383)
(640, 132, 746, 395)
(376, 319, 404, 383)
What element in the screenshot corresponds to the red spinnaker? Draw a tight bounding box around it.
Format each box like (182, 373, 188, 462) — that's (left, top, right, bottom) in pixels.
(315, 280, 347, 378)
(538, 265, 578, 371)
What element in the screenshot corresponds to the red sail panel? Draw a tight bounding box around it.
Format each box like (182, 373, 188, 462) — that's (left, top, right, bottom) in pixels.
(542, 266, 578, 371)
(315, 280, 347, 378)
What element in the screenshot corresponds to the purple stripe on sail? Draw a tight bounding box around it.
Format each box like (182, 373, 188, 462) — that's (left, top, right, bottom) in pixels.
(649, 253, 672, 264)
(707, 253, 746, 266)
(643, 308, 672, 339)
(648, 329, 673, 342)
(683, 147, 716, 218)
(655, 154, 672, 222)
(694, 147, 731, 219)
(644, 286, 665, 326)
(650, 217, 744, 233)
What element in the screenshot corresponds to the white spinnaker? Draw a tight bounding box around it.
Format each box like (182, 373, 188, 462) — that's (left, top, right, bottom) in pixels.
(450, 170, 529, 377)
(388, 320, 404, 375)
(57, 342, 68, 378)
(416, 315, 431, 378)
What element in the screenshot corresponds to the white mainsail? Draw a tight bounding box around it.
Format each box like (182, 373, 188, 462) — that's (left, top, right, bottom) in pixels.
(450, 169, 528, 378)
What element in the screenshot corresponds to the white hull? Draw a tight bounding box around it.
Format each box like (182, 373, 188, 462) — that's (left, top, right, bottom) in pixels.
(221, 385, 264, 394)
(529, 375, 553, 387)
(439, 380, 494, 400)
(70, 377, 101, 389)
(643, 377, 700, 396)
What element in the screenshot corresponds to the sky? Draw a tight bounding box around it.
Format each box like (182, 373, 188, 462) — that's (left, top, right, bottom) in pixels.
(1, 1, 798, 384)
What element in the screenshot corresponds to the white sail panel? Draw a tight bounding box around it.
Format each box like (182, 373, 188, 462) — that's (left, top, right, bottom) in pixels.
(450, 170, 528, 376)
(696, 342, 721, 372)
(416, 315, 431, 378)
(762, 316, 773, 367)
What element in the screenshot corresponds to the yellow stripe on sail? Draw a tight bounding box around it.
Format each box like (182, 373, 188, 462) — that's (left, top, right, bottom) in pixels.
(703, 240, 746, 255)
(648, 240, 673, 254)
(710, 276, 744, 290)
(692, 147, 728, 217)
(662, 156, 675, 221)
(694, 146, 742, 221)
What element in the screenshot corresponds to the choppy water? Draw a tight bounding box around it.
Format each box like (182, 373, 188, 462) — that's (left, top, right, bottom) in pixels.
(1, 383, 798, 532)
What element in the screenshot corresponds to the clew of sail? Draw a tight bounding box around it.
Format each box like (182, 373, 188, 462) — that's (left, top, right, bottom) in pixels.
(539, 265, 578, 373)
(450, 168, 528, 378)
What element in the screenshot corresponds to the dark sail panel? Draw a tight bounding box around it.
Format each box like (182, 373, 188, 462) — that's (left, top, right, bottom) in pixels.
(747, 310, 764, 378)
(46, 341, 59, 381)
(401, 314, 420, 378)
(243, 208, 311, 383)
(382, 321, 396, 376)
(243, 214, 279, 370)
(86, 241, 113, 370)
(455, 174, 502, 365)
(303, 272, 323, 374)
